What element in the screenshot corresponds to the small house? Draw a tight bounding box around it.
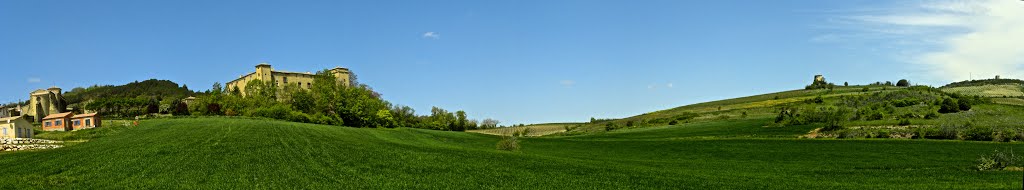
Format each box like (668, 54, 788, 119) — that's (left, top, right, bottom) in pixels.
(70, 113, 101, 130)
(0, 116, 34, 138)
(41, 112, 74, 131)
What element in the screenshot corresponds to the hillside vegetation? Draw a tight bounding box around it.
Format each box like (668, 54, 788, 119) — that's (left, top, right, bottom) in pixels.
(1, 117, 1020, 189)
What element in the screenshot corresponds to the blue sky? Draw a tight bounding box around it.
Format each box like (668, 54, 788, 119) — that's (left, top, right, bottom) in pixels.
(2, 0, 1022, 124)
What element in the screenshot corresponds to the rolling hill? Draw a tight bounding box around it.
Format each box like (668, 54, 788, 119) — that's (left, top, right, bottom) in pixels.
(0, 117, 1021, 189)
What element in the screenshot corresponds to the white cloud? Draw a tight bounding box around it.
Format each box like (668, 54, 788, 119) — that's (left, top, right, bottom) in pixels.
(559, 80, 576, 87)
(422, 32, 440, 39)
(818, 0, 1024, 82)
(666, 83, 674, 88)
(27, 78, 41, 83)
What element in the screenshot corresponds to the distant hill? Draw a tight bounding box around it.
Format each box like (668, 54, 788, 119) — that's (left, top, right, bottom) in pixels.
(63, 79, 195, 104)
(940, 78, 1024, 88)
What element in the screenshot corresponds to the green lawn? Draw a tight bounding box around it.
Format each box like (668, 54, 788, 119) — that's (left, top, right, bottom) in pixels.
(1, 117, 1021, 189)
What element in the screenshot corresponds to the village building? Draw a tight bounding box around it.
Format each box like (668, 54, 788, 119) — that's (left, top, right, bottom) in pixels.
(0, 116, 33, 139)
(40, 112, 102, 131)
(70, 113, 101, 130)
(41, 112, 74, 131)
(23, 87, 69, 122)
(225, 63, 352, 97)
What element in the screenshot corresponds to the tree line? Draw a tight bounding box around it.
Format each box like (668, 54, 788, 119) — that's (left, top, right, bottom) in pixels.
(186, 70, 500, 131)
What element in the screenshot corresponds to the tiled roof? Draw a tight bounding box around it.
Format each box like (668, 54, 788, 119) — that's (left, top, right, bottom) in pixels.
(72, 113, 98, 118)
(42, 112, 73, 120)
(1, 116, 23, 124)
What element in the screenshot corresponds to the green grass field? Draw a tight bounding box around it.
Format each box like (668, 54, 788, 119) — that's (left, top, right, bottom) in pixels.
(943, 84, 1024, 98)
(1, 117, 1021, 189)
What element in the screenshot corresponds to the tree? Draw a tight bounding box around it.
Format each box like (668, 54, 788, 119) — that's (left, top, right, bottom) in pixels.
(172, 100, 190, 116)
(244, 79, 275, 100)
(211, 82, 223, 95)
(481, 119, 500, 129)
(230, 86, 241, 96)
(885, 81, 894, 86)
(291, 89, 315, 113)
(146, 98, 160, 114)
(455, 110, 468, 131)
(844, 82, 849, 87)
(896, 79, 910, 87)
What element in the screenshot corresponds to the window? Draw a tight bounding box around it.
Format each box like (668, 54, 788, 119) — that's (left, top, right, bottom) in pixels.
(283, 77, 288, 83)
(307, 83, 311, 89)
(86, 119, 91, 126)
(55, 120, 62, 126)
(45, 121, 51, 127)
(73, 119, 81, 126)
(2, 128, 6, 135)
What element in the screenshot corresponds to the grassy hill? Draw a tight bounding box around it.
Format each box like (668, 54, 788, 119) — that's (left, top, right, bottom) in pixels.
(0, 117, 1021, 189)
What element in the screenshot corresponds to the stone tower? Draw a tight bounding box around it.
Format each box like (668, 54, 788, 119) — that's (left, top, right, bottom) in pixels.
(255, 63, 273, 82)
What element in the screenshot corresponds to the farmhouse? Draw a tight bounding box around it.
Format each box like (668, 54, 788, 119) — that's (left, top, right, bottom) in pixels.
(41, 112, 73, 131)
(41, 112, 102, 131)
(0, 116, 33, 138)
(23, 87, 69, 122)
(70, 113, 101, 130)
(226, 63, 352, 97)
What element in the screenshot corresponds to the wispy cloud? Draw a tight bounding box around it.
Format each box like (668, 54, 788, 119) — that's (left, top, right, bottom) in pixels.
(27, 77, 41, 83)
(816, 0, 1024, 82)
(666, 83, 674, 88)
(559, 80, 576, 87)
(422, 32, 440, 39)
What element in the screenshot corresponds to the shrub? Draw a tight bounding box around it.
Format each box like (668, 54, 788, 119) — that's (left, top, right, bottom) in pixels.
(496, 136, 519, 151)
(605, 123, 619, 131)
(668, 120, 679, 125)
(866, 112, 884, 121)
(625, 121, 635, 127)
(206, 103, 222, 115)
(809, 96, 824, 104)
(974, 149, 1020, 171)
(896, 79, 910, 87)
(957, 100, 972, 111)
(939, 98, 960, 113)
(924, 112, 939, 119)
(898, 119, 911, 126)
(877, 129, 891, 138)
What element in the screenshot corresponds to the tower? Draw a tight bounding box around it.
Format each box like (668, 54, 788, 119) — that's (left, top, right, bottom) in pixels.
(255, 63, 273, 82)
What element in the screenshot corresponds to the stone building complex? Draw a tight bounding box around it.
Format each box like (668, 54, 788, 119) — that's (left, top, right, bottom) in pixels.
(226, 63, 352, 97)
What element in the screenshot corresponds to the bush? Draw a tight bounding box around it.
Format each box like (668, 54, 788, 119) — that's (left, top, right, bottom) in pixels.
(866, 112, 884, 121)
(625, 121, 635, 127)
(974, 149, 1020, 171)
(605, 123, 619, 131)
(924, 112, 939, 119)
(898, 119, 911, 126)
(668, 120, 679, 125)
(496, 136, 519, 151)
(877, 129, 891, 138)
(938, 98, 960, 113)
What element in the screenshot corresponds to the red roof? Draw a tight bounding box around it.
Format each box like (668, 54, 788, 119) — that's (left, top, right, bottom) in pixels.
(72, 113, 99, 118)
(42, 112, 74, 120)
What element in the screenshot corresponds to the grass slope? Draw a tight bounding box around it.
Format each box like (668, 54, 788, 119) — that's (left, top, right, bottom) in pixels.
(1, 117, 1021, 189)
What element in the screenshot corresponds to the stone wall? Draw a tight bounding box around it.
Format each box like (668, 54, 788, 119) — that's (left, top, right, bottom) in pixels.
(0, 138, 63, 151)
